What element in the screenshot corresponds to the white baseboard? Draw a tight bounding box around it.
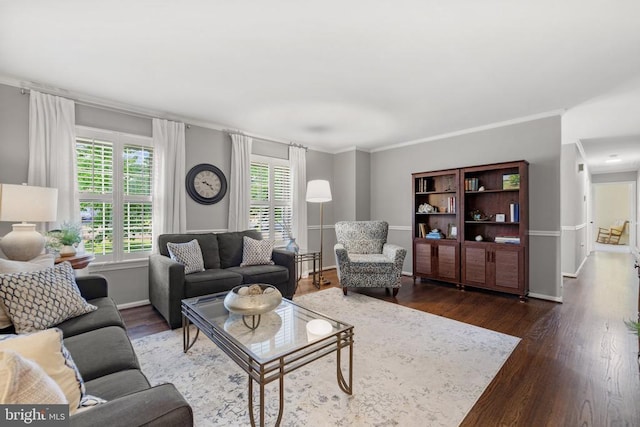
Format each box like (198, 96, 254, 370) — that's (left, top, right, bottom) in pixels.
(528, 292, 563, 303)
(117, 299, 150, 310)
(562, 253, 589, 278)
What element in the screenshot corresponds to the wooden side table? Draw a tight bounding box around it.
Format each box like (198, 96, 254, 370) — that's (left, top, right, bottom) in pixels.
(54, 253, 95, 270)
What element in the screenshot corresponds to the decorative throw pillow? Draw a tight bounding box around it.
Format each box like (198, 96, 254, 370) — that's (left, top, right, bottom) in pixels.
(0, 254, 56, 329)
(240, 237, 275, 267)
(167, 239, 205, 274)
(0, 328, 85, 413)
(0, 349, 68, 405)
(0, 262, 97, 333)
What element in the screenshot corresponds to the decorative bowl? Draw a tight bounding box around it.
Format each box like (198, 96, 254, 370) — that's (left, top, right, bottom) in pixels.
(223, 284, 283, 316)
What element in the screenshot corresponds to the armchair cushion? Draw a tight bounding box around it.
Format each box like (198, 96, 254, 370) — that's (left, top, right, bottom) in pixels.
(347, 254, 395, 275)
(344, 239, 384, 254)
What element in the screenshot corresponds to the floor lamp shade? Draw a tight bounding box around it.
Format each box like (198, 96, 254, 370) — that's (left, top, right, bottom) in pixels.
(0, 184, 58, 261)
(305, 180, 332, 203)
(306, 180, 332, 285)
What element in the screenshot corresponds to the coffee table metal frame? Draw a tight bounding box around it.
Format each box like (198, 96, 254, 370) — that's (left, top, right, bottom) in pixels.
(182, 293, 354, 427)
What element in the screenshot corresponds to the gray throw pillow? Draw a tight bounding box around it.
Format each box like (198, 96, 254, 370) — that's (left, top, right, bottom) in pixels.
(167, 239, 205, 274)
(0, 262, 97, 334)
(240, 236, 275, 267)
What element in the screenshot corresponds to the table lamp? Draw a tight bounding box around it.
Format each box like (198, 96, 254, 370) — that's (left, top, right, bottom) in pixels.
(306, 180, 332, 285)
(0, 183, 58, 261)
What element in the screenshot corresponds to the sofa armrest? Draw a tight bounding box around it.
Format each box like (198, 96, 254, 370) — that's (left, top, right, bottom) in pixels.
(382, 243, 407, 272)
(271, 249, 295, 298)
(75, 275, 109, 300)
(148, 254, 185, 329)
(70, 383, 193, 427)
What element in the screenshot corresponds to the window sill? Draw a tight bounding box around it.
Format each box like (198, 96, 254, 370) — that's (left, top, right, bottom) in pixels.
(88, 258, 148, 272)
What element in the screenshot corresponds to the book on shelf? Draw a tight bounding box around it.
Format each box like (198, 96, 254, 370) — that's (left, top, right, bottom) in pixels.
(418, 223, 428, 238)
(495, 236, 520, 244)
(464, 178, 479, 191)
(447, 196, 456, 213)
(509, 203, 520, 222)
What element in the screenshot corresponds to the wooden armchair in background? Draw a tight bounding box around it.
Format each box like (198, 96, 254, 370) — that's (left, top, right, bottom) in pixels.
(596, 220, 629, 245)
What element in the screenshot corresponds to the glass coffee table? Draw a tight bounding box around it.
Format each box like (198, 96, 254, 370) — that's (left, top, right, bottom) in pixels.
(181, 292, 354, 427)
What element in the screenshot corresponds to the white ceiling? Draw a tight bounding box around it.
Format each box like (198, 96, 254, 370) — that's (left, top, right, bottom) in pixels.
(580, 136, 640, 174)
(1, 1, 640, 152)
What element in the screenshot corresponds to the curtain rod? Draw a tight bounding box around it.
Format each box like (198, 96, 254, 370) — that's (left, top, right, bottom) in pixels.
(224, 129, 308, 151)
(19, 87, 192, 128)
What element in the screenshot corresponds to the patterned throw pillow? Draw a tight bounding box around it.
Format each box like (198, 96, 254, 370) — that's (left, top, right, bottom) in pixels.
(0, 349, 68, 405)
(0, 328, 85, 413)
(0, 262, 97, 333)
(240, 237, 275, 267)
(0, 254, 55, 329)
(167, 239, 205, 274)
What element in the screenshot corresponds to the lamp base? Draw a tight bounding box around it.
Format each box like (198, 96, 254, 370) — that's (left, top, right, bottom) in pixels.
(0, 223, 46, 261)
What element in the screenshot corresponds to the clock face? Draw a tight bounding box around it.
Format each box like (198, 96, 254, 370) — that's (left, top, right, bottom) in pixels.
(186, 164, 228, 204)
(194, 170, 221, 198)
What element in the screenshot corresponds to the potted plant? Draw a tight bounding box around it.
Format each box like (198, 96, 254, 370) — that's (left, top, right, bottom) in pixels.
(47, 222, 82, 256)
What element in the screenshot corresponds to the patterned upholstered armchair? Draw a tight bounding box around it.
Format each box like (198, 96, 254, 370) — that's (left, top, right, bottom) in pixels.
(334, 221, 407, 296)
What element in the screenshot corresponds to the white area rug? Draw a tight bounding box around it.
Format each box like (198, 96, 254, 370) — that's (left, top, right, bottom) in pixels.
(133, 288, 520, 426)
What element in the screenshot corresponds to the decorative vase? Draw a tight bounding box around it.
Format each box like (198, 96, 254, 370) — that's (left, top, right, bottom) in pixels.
(59, 245, 76, 256)
(286, 238, 300, 254)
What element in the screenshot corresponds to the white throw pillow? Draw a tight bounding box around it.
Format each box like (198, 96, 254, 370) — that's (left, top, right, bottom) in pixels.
(0, 262, 97, 333)
(240, 237, 275, 267)
(0, 328, 85, 413)
(167, 239, 205, 274)
(0, 254, 56, 329)
(0, 349, 68, 405)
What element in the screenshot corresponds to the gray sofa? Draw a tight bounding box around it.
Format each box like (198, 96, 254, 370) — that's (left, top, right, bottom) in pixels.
(149, 230, 295, 329)
(0, 275, 193, 426)
(60, 275, 193, 426)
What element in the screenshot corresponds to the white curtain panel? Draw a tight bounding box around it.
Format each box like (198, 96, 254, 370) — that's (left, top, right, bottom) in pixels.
(27, 90, 79, 229)
(152, 118, 186, 249)
(289, 145, 308, 251)
(227, 134, 252, 231)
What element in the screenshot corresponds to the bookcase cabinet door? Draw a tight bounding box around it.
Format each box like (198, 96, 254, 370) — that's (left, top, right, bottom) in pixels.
(493, 245, 523, 291)
(436, 241, 459, 282)
(462, 245, 488, 287)
(414, 239, 434, 277)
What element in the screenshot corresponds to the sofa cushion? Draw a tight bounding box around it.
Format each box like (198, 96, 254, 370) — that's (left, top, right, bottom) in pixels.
(83, 369, 150, 401)
(0, 262, 97, 333)
(217, 230, 262, 268)
(56, 297, 125, 338)
(240, 236, 275, 267)
(63, 326, 139, 382)
(227, 265, 289, 286)
(0, 349, 68, 405)
(183, 269, 243, 298)
(158, 233, 220, 270)
(167, 239, 205, 274)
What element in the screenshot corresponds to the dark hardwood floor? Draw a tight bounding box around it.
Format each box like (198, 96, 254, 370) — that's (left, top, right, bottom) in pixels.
(121, 251, 640, 426)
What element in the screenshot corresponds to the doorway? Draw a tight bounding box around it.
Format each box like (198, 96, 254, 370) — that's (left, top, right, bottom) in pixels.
(590, 181, 636, 253)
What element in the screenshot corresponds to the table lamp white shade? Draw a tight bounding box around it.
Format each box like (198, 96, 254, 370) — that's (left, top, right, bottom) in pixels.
(305, 180, 332, 203)
(0, 183, 58, 261)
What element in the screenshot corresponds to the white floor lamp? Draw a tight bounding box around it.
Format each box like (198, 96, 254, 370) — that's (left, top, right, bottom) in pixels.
(306, 180, 332, 285)
(0, 183, 58, 261)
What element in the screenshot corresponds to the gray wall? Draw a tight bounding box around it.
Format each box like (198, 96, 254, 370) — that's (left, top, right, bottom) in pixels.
(560, 144, 587, 276)
(0, 84, 29, 236)
(332, 151, 356, 221)
(355, 150, 371, 221)
(371, 116, 562, 299)
(591, 171, 638, 184)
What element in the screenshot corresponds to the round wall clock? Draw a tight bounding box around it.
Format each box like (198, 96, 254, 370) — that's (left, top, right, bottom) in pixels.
(185, 163, 228, 205)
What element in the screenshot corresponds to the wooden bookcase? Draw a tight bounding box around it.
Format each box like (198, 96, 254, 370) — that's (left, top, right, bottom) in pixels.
(412, 160, 529, 300)
(460, 160, 529, 300)
(412, 169, 460, 284)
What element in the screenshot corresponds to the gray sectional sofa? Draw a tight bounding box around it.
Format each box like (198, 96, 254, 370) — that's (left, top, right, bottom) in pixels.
(61, 275, 193, 426)
(149, 230, 295, 329)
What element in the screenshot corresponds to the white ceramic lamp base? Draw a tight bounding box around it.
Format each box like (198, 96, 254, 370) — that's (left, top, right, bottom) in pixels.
(0, 223, 45, 261)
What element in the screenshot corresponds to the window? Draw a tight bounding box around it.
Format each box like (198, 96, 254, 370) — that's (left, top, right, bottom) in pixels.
(249, 155, 292, 243)
(76, 127, 153, 261)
